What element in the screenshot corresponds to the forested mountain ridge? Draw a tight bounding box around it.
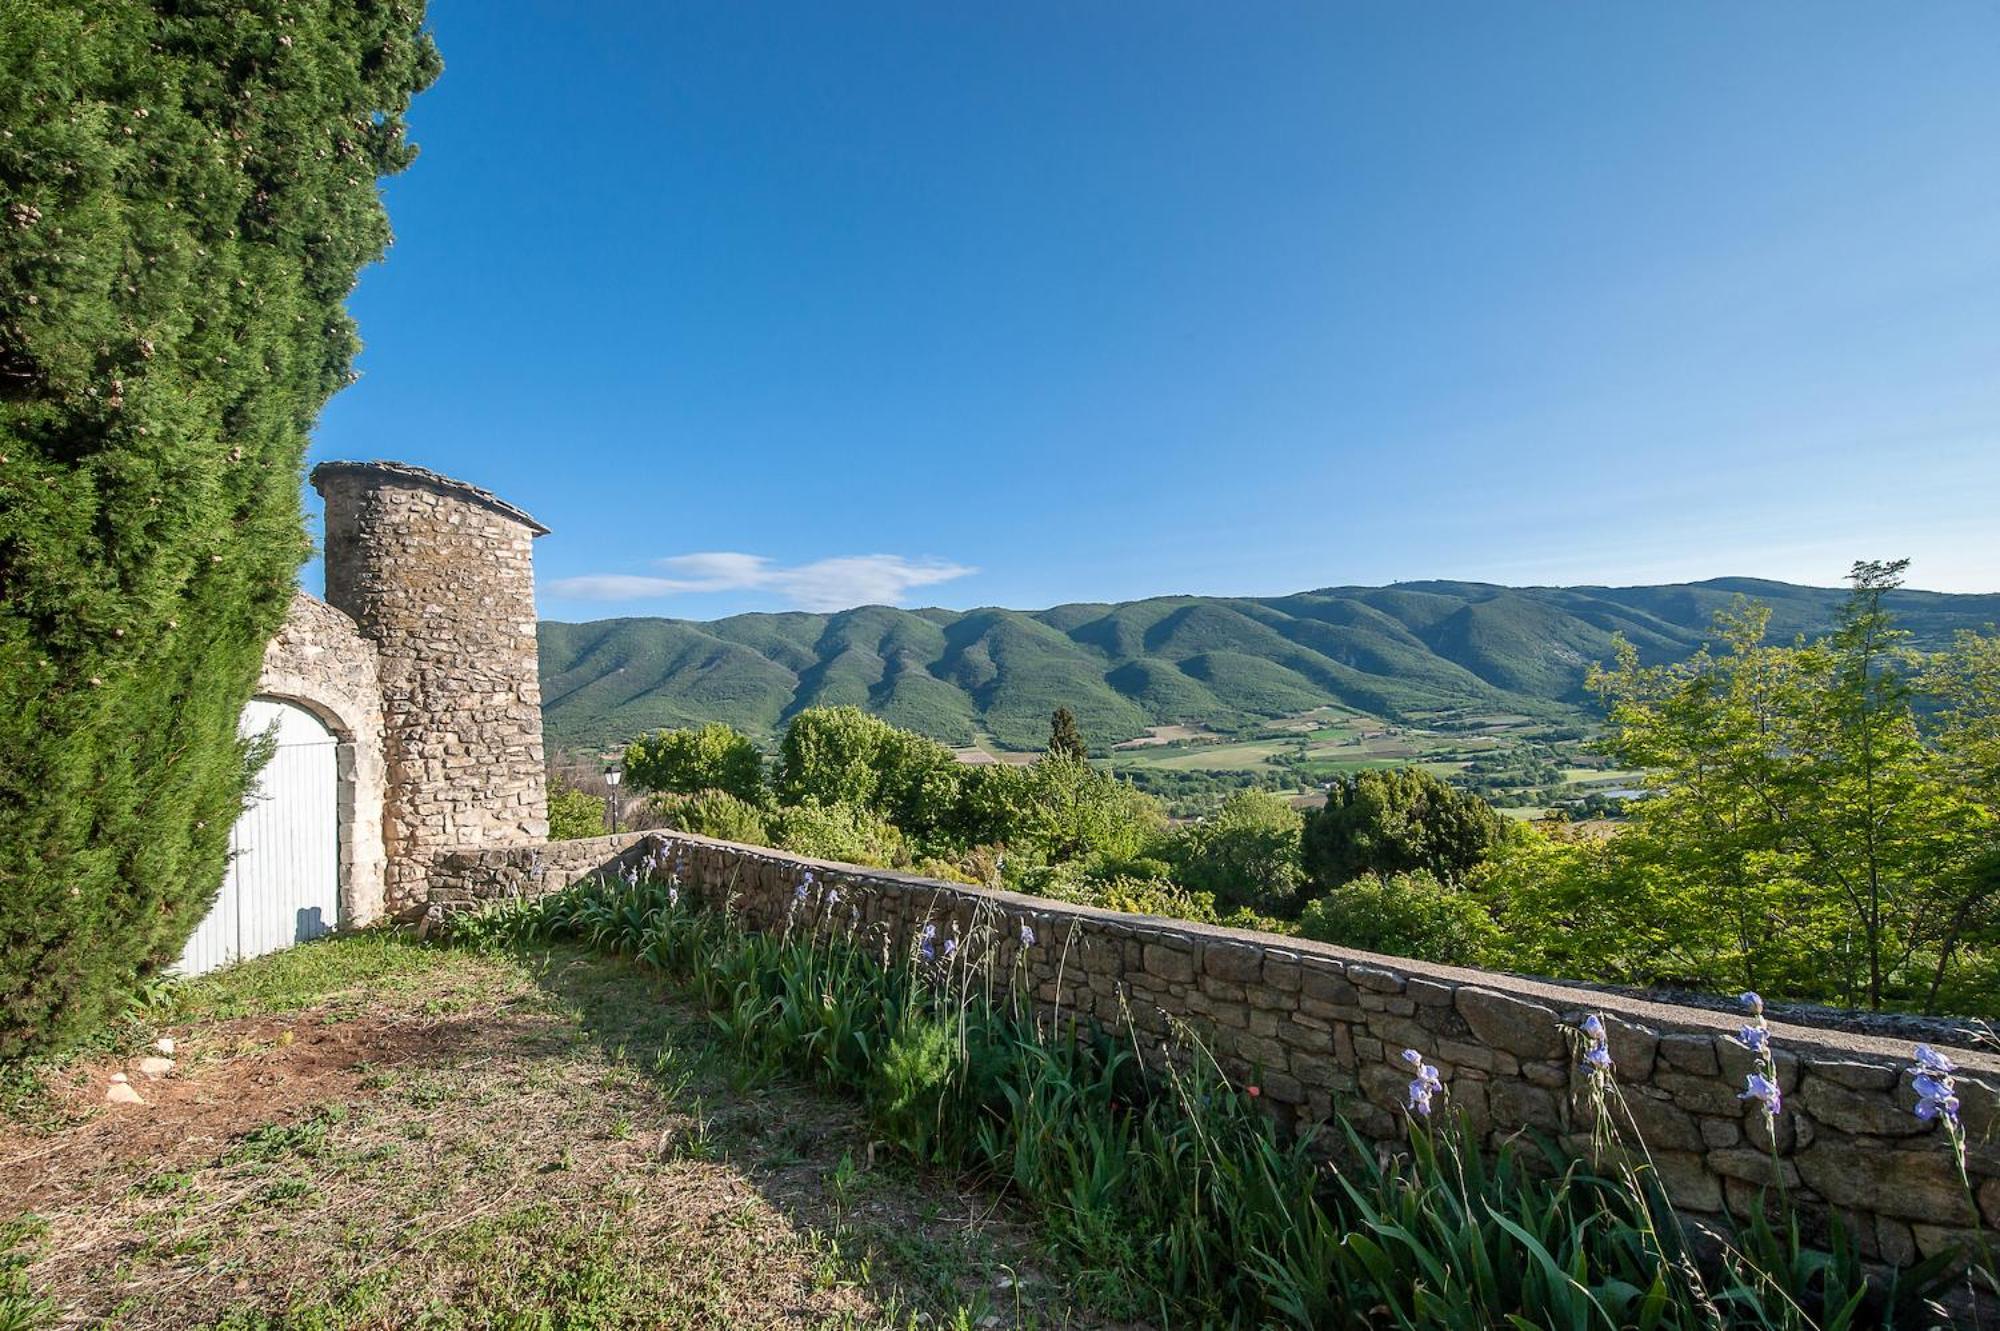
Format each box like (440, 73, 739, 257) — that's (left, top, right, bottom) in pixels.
(539, 578, 2000, 751)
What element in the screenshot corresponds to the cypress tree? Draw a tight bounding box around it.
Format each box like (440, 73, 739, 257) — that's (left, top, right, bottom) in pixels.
(0, 1, 439, 1056)
(1047, 706, 1087, 761)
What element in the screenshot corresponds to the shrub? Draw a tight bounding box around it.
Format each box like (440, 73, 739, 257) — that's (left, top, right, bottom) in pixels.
(623, 722, 765, 803)
(770, 799, 907, 868)
(0, 2, 438, 1056)
(1295, 869, 1501, 965)
(1162, 789, 1308, 916)
(1302, 766, 1505, 891)
(649, 789, 771, 846)
(546, 779, 607, 840)
(777, 705, 965, 843)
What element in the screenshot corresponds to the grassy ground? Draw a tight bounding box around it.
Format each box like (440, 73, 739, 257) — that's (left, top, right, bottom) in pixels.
(0, 935, 1113, 1330)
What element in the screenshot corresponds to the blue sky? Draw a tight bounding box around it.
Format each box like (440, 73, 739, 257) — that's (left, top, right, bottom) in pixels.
(311, 2, 2000, 620)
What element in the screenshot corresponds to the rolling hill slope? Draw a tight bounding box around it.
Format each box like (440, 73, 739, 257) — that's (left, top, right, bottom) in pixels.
(538, 579, 2000, 752)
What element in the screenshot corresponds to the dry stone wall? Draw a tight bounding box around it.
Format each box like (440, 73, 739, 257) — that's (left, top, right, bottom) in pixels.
(431, 830, 2000, 1269)
(313, 461, 550, 915)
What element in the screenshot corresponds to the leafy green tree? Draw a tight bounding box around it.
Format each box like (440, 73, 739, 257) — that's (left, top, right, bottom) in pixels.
(1589, 566, 1997, 1010)
(1164, 790, 1308, 916)
(778, 706, 964, 843)
(1296, 870, 1501, 966)
(1047, 706, 1087, 761)
(546, 779, 607, 841)
(1302, 767, 1504, 891)
(970, 755, 1161, 871)
(624, 722, 765, 803)
(0, 2, 438, 1055)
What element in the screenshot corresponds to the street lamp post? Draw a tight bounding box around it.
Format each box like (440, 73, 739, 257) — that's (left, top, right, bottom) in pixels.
(604, 763, 623, 834)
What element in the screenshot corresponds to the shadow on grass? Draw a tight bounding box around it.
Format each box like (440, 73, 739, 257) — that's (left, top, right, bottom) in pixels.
(496, 941, 1099, 1330)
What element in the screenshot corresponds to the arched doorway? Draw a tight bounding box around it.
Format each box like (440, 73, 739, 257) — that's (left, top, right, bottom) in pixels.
(178, 698, 343, 975)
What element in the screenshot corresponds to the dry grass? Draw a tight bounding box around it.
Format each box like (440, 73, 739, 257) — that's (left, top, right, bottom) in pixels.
(0, 935, 1105, 1330)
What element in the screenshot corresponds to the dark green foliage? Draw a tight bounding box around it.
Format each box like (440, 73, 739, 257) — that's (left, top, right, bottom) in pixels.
(1302, 767, 1505, 890)
(1540, 573, 2000, 1013)
(537, 581, 2000, 753)
(623, 721, 764, 802)
(648, 788, 771, 846)
(777, 705, 963, 844)
(0, 1, 437, 1056)
(1046, 705, 1087, 760)
(545, 779, 606, 841)
(1296, 869, 1501, 965)
(1161, 789, 1308, 916)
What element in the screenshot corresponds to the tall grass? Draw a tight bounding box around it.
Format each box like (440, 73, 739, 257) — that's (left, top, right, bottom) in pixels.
(455, 869, 1971, 1329)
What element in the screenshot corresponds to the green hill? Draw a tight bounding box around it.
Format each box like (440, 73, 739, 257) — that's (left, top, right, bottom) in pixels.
(538, 579, 2000, 753)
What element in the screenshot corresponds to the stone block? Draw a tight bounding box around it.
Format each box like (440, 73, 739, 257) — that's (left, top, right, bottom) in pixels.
(1654, 1072, 1745, 1117)
(1601, 1016, 1658, 1081)
(1658, 1033, 1720, 1076)
(1203, 942, 1263, 983)
(1142, 943, 1196, 984)
(1262, 956, 1302, 992)
(1699, 1116, 1742, 1150)
(1651, 1150, 1724, 1212)
(1300, 963, 1359, 1006)
(1617, 1091, 1706, 1152)
(1706, 1148, 1798, 1188)
(1795, 1073, 1928, 1138)
(1488, 1080, 1562, 1133)
(1795, 1141, 1979, 1226)
(1811, 1059, 1899, 1092)
(1199, 976, 1248, 1003)
(1455, 987, 1565, 1060)
(1875, 1216, 1918, 1267)
(1347, 963, 1406, 993)
(1407, 977, 1455, 1007)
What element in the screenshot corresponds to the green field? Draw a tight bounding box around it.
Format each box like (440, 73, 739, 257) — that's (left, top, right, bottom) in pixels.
(1107, 709, 1619, 819)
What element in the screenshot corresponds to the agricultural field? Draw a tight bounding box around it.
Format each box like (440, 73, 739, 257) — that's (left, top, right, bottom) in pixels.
(1106, 707, 1638, 820)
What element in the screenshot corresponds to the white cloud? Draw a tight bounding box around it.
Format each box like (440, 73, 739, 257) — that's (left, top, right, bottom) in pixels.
(546, 551, 977, 612)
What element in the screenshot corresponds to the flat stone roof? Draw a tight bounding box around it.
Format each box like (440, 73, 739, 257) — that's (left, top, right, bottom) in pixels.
(310, 460, 550, 536)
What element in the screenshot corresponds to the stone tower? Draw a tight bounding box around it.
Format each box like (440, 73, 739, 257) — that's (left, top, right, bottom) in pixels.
(311, 461, 550, 915)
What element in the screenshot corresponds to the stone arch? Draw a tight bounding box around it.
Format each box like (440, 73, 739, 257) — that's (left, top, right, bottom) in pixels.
(254, 593, 388, 927)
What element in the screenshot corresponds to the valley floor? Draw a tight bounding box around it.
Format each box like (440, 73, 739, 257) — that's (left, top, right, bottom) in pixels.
(0, 936, 1109, 1330)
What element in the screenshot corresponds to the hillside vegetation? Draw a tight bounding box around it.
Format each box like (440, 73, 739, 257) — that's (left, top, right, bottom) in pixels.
(541, 578, 2000, 752)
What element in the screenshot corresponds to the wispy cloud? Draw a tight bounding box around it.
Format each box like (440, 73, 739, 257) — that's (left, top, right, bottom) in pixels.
(546, 552, 977, 612)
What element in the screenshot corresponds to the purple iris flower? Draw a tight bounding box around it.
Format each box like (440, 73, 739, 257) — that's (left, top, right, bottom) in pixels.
(1579, 1013, 1613, 1075)
(1402, 1049, 1444, 1117)
(1738, 1025, 1769, 1054)
(1913, 1044, 1955, 1076)
(1909, 1047, 1962, 1132)
(1019, 923, 1036, 948)
(1740, 1073, 1782, 1117)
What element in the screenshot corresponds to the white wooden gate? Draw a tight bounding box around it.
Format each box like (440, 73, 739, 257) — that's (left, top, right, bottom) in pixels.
(178, 698, 341, 976)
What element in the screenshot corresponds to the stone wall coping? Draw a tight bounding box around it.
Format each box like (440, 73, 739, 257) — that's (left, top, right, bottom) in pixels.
(631, 830, 2000, 1076)
(311, 460, 549, 536)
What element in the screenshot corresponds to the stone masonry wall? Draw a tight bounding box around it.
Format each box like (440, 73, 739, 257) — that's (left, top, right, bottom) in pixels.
(314, 462, 550, 916)
(431, 831, 2000, 1271)
(424, 832, 653, 928)
(254, 592, 387, 925)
